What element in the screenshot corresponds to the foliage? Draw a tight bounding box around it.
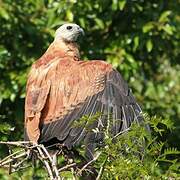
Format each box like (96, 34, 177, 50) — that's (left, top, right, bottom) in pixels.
(0, 0, 179, 179)
(0, 115, 179, 179)
(96, 115, 180, 179)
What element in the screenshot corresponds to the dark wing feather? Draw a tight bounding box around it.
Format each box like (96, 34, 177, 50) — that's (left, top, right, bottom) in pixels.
(39, 69, 143, 159)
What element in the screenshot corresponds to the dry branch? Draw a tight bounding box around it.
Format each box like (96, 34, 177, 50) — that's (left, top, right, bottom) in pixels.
(0, 141, 101, 179)
(58, 162, 77, 172)
(0, 141, 61, 180)
(77, 152, 101, 176)
(36, 146, 56, 180)
(0, 141, 32, 146)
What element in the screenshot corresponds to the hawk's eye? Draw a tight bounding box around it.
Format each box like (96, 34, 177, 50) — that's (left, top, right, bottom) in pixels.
(66, 26, 72, 30)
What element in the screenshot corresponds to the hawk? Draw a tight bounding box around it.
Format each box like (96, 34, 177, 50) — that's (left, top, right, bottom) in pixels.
(24, 23, 143, 160)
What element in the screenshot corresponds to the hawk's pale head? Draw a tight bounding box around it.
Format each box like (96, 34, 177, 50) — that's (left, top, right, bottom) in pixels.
(55, 23, 84, 42)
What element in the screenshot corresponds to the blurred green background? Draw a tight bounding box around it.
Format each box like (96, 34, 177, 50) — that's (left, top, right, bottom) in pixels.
(0, 0, 179, 178)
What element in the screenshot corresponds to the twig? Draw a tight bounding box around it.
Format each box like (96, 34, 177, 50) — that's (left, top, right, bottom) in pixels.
(39, 145, 53, 163)
(8, 147, 12, 174)
(0, 141, 32, 147)
(11, 165, 31, 173)
(40, 144, 59, 178)
(0, 141, 100, 179)
(2, 164, 30, 173)
(112, 127, 130, 139)
(58, 163, 77, 172)
(0, 142, 62, 179)
(77, 152, 101, 176)
(36, 146, 55, 180)
(0, 149, 25, 164)
(0, 152, 27, 166)
(13, 156, 29, 169)
(71, 167, 77, 180)
(96, 156, 108, 180)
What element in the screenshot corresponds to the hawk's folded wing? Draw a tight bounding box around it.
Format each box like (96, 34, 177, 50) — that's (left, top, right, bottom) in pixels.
(25, 60, 143, 152)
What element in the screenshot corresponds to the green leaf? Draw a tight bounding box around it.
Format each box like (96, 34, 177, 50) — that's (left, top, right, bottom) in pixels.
(47, 9, 56, 27)
(162, 24, 174, 35)
(0, 123, 12, 134)
(146, 39, 153, 52)
(163, 147, 180, 156)
(66, 10, 74, 21)
(79, 18, 85, 28)
(133, 36, 139, 51)
(135, 4, 143, 11)
(125, 53, 135, 63)
(119, 0, 126, 10)
(143, 22, 154, 33)
(0, 46, 7, 56)
(112, 0, 118, 10)
(159, 11, 171, 23)
(0, 6, 9, 20)
(94, 18, 105, 29)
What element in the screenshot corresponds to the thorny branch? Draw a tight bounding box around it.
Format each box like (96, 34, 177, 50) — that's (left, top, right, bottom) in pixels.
(0, 141, 101, 180)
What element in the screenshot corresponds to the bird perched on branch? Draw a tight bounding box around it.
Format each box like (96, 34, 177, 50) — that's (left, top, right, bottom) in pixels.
(24, 23, 143, 160)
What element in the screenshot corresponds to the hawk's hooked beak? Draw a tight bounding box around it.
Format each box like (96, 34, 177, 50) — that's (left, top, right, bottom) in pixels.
(79, 28, 85, 36)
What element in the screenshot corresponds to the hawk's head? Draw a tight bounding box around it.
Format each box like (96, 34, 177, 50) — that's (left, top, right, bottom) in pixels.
(55, 23, 84, 42)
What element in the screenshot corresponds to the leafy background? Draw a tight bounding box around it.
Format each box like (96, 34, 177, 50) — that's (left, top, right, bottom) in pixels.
(0, 0, 179, 179)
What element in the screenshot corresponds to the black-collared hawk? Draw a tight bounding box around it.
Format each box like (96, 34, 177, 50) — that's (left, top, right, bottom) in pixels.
(24, 23, 143, 159)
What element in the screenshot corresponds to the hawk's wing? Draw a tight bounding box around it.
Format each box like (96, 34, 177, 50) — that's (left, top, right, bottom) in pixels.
(25, 59, 143, 154)
(24, 63, 52, 142)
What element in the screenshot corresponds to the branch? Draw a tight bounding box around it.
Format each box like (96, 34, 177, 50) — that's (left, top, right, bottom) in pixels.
(58, 162, 77, 172)
(0, 151, 27, 167)
(0, 141, 32, 147)
(112, 127, 130, 139)
(0, 140, 102, 179)
(0, 141, 61, 179)
(0, 149, 25, 165)
(77, 152, 101, 176)
(96, 155, 108, 180)
(36, 146, 55, 180)
(38, 144, 59, 179)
